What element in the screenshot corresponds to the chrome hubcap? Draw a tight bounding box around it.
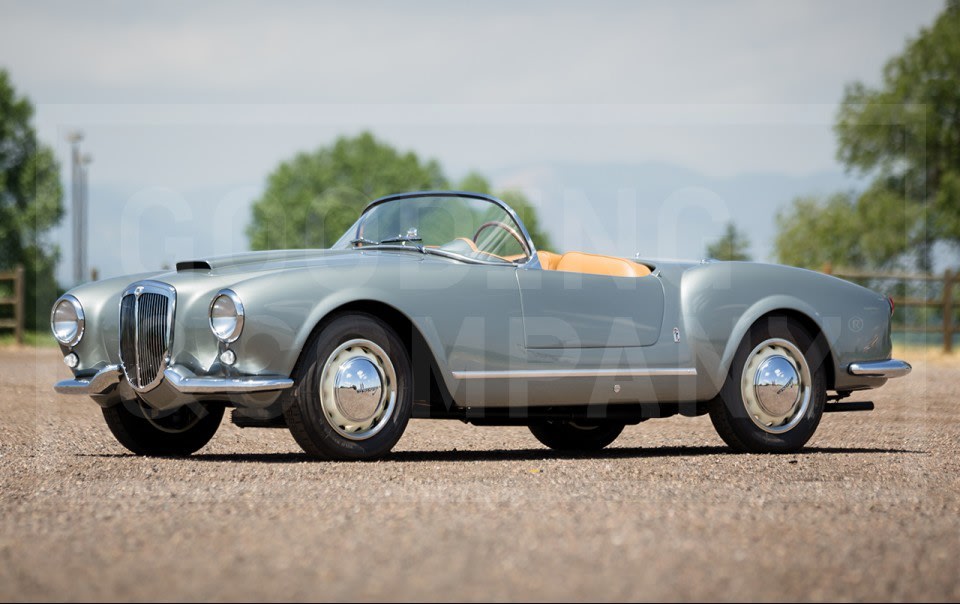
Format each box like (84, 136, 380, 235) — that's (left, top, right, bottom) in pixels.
(740, 338, 811, 434)
(334, 357, 383, 422)
(754, 356, 800, 417)
(320, 338, 396, 440)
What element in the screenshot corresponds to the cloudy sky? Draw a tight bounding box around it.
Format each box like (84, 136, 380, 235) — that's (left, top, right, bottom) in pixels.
(0, 0, 945, 283)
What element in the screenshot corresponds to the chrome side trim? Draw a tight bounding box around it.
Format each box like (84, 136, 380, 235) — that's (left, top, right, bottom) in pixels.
(54, 365, 122, 395)
(847, 359, 912, 378)
(163, 366, 294, 394)
(451, 367, 698, 380)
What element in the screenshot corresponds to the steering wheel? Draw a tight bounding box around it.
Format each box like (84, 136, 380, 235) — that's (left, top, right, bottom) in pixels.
(472, 221, 531, 257)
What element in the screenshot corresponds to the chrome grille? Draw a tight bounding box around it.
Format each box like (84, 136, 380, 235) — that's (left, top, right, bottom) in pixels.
(119, 282, 175, 391)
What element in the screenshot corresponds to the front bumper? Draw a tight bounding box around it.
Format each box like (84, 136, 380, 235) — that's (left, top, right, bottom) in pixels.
(847, 359, 912, 379)
(55, 364, 294, 396)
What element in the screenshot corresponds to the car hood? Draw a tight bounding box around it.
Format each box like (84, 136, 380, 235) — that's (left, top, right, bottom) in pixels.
(174, 248, 361, 274)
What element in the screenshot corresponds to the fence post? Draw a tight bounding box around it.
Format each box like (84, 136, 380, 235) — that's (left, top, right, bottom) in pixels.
(944, 269, 955, 354)
(14, 264, 24, 345)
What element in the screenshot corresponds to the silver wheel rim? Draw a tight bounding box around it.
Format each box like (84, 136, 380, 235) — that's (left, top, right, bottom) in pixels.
(740, 337, 811, 434)
(319, 338, 397, 440)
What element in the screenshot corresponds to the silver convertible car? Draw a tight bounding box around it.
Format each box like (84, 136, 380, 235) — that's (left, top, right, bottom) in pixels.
(52, 191, 911, 459)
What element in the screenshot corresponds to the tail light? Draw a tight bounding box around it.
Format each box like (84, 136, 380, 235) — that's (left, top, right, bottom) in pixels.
(888, 296, 895, 317)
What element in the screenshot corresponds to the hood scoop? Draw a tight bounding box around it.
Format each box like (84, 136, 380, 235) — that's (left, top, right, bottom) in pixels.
(176, 260, 212, 272)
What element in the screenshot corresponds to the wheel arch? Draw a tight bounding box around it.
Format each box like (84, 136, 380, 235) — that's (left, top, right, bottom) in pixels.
(722, 305, 838, 391)
(752, 309, 836, 390)
(290, 299, 457, 417)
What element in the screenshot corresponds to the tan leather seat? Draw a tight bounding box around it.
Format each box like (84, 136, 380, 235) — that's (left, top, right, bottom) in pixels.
(537, 251, 562, 270)
(555, 251, 651, 278)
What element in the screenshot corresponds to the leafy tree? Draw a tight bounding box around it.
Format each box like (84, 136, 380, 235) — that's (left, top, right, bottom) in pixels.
(705, 222, 751, 261)
(0, 70, 64, 329)
(776, 1, 960, 271)
(248, 132, 445, 250)
(455, 172, 554, 252)
(774, 189, 918, 270)
(831, 0, 960, 270)
(249, 134, 554, 253)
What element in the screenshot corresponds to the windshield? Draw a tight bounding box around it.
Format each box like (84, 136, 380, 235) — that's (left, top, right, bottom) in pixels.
(332, 194, 532, 264)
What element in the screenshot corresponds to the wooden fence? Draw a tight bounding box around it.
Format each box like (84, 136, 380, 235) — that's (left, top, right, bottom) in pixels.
(824, 265, 956, 353)
(0, 265, 24, 345)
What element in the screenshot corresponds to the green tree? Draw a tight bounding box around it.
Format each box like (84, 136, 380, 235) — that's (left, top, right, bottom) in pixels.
(0, 70, 64, 329)
(248, 132, 445, 250)
(776, 1, 960, 271)
(831, 0, 960, 270)
(774, 190, 918, 269)
(705, 222, 751, 261)
(249, 134, 554, 253)
(455, 172, 554, 251)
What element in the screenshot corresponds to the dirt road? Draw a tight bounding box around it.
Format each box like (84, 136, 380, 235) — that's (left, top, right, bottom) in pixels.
(1, 348, 958, 601)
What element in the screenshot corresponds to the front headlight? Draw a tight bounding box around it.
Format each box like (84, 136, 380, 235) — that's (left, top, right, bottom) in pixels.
(51, 295, 84, 346)
(209, 289, 244, 343)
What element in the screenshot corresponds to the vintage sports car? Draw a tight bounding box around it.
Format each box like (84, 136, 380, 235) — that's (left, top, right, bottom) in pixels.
(53, 191, 911, 459)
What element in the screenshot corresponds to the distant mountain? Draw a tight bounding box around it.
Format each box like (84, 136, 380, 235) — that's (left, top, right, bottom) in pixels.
(57, 161, 867, 286)
(492, 161, 865, 262)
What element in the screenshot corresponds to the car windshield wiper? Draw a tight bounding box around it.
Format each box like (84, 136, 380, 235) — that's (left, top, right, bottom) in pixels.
(379, 236, 423, 246)
(351, 235, 425, 253)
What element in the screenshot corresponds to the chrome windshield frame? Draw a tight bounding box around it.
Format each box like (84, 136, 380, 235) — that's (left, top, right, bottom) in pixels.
(353, 191, 540, 267)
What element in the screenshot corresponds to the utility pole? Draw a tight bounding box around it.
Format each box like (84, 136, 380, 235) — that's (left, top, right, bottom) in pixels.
(80, 152, 93, 281)
(67, 131, 86, 285)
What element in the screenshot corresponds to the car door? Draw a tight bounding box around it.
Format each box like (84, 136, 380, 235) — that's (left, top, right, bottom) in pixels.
(516, 267, 665, 349)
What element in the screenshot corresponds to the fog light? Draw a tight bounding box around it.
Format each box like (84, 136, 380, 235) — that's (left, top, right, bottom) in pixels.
(219, 349, 236, 366)
(63, 352, 79, 368)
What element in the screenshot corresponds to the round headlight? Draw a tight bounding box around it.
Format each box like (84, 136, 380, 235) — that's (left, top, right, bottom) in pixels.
(51, 295, 84, 346)
(209, 289, 244, 343)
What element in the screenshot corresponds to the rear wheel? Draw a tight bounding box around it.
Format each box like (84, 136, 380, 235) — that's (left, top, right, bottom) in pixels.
(102, 400, 223, 456)
(528, 421, 625, 451)
(284, 313, 412, 460)
(709, 317, 827, 453)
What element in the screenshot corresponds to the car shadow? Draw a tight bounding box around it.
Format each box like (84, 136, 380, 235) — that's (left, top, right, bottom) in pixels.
(78, 445, 923, 464)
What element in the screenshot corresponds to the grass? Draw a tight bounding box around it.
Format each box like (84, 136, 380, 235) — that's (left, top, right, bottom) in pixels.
(0, 330, 59, 348)
(892, 343, 957, 366)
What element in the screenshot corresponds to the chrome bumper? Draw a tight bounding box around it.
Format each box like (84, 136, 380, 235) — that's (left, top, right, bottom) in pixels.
(55, 365, 123, 394)
(847, 359, 912, 379)
(55, 364, 294, 396)
(162, 366, 294, 394)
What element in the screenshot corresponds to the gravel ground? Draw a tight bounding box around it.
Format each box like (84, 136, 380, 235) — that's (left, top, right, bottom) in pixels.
(1, 348, 958, 602)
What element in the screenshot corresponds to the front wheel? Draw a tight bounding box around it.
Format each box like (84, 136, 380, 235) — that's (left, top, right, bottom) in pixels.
(709, 317, 827, 453)
(102, 400, 223, 456)
(528, 421, 625, 451)
(284, 313, 412, 460)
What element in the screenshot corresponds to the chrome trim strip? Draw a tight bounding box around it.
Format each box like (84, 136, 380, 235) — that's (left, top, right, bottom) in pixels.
(54, 365, 122, 395)
(451, 367, 698, 379)
(163, 366, 294, 394)
(847, 359, 912, 378)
